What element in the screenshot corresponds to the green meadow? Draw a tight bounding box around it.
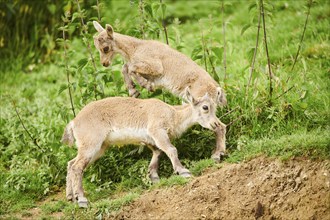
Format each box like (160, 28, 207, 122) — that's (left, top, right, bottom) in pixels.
(0, 0, 329, 218)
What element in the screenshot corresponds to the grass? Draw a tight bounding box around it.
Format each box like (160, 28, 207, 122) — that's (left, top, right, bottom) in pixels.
(190, 159, 216, 176)
(153, 175, 190, 188)
(40, 200, 67, 215)
(227, 128, 330, 163)
(96, 192, 140, 211)
(0, 0, 329, 218)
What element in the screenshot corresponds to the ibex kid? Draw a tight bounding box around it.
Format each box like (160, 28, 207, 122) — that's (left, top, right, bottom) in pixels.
(62, 88, 220, 207)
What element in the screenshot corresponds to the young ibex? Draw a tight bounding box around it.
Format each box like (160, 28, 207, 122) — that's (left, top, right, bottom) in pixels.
(93, 21, 227, 161)
(62, 89, 220, 208)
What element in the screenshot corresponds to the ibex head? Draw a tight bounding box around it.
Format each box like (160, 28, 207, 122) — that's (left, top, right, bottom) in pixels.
(93, 21, 115, 67)
(185, 87, 221, 131)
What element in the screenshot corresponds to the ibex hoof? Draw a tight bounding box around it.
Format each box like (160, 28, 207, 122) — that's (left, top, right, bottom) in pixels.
(148, 87, 155, 93)
(211, 152, 226, 163)
(211, 156, 221, 163)
(179, 172, 192, 178)
(66, 194, 73, 201)
(150, 176, 160, 183)
(78, 197, 88, 208)
(147, 84, 155, 92)
(129, 90, 140, 98)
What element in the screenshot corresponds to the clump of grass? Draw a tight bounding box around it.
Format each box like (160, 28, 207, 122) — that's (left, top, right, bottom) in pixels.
(40, 200, 67, 214)
(49, 192, 141, 219)
(154, 175, 189, 188)
(92, 192, 140, 219)
(226, 128, 330, 163)
(96, 192, 140, 211)
(21, 211, 33, 218)
(190, 159, 215, 176)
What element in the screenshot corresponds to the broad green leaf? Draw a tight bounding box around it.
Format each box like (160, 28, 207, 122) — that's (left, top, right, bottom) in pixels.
(160, 3, 166, 18)
(224, 1, 232, 7)
(152, 3, 160, 16)
(78, 58, 88, 70)
(249, 2, 257, 11)
(298, 102, 308, 109)
(211, 46, 223, 61)
(96, 73, 106, 82)
(89, 17, 99, 22)
(247, 47, 256, 62)
(47, 4, 56, 15)
(91, 5, 99, 10)
(241, 24, 251, 35)
(112, 70, 122, 82)
(145, 4, 153, 18)
(71, 12, 79, 22)
(192, 54, 203, 61)
(58, 84, 68, 95)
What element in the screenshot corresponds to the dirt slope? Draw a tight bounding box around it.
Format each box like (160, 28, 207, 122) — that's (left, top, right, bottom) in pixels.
(114, 157, 330, 220)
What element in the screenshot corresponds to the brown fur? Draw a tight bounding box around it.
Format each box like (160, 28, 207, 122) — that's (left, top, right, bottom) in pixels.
(93, 21, 227, 161)
(62, 90, 221, 207)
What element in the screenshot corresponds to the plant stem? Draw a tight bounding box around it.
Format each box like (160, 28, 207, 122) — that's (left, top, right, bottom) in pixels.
(246, 3, 261, 95)
(221, 1, 227, 81)
(274, 85, 295, 100)
(62, 24, 76, 117)
(96, 0, 101, 22)
(75, 0, 101, 100)
(220, 106, 241, 119)
(291, 0, 312, 71)
(12, 101, 42, 150)
(139, 0, 146, 39)
(160, 0, 169, 45)
(206, 46, 218, 81)
(260, 0, 273, 104)
(201, 31, 208, 72)
(162, 20, 169, 45)
(227, 115, 243, 127)
(259, 85, 295, 106)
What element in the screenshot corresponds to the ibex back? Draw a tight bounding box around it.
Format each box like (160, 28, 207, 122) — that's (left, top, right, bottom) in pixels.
(62, 89, 220, 208)
(93, 21, 227, 161)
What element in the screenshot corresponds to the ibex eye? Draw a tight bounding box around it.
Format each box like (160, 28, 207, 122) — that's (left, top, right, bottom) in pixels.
(103, 46, 109, 53)
(202, 105, 209, 111)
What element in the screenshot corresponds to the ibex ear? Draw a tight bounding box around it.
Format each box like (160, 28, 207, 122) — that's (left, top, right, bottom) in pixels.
(93, 21, 104, 33)
(216, 87, 227, 106)
(106, 24, 114, 39)
(184, 87, 195, 104)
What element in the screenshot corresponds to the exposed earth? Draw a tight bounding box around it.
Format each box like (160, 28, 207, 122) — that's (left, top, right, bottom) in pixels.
(113, 157, 330, 220)
(12, 156, 330, 219)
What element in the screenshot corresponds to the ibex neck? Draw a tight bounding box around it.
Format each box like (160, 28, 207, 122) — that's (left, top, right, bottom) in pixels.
(113, 33, 140, 61)
(173, 104, 196, 136)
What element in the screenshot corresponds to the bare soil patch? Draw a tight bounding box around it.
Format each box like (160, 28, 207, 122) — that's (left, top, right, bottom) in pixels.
(114, 157, 330, 220)
(12, 191, 66, 220)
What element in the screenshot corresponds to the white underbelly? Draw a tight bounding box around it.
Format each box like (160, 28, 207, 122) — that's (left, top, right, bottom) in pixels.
(106, 128, 155, 146)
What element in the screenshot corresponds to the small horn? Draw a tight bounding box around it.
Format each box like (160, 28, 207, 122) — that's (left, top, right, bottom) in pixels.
(93, 21, 104, 33)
